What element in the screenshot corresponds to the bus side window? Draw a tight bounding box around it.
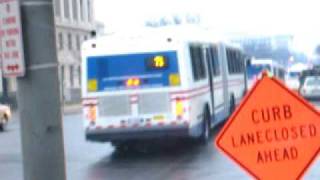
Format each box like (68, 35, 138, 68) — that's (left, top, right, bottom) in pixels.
(240, 54, 245, 73)
(226, 49, 232, 74)
(198, 45, 207, 80)
(190, 44, 207, 82)
(227, 49, 244, 74)
(227, 49, 236, 74)
(236, 51, 243, 73)
(205, 47, 214, 77)
(210, 45, 220, 76)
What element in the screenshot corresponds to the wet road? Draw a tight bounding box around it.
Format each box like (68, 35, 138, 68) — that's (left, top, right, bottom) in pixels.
(1, 102, 320, 180)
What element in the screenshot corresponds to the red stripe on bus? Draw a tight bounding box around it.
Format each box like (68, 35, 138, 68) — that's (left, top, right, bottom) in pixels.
(107, 125, 114, 129)
(82, 97, 97, 100)
(145, 123, 152, 128)
(171, 85, 209, 95)
(171, 121, 177, 126)
(120, 124, 127, 128)
(158, 122, 165, 126)
(170, 89, 210, 101)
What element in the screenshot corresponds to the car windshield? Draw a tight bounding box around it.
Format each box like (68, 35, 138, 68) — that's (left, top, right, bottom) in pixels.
(305, 77, 320, 86)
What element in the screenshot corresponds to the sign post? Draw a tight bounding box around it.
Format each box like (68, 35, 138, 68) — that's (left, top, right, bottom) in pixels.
(0, 0, 25, 77)
(15, 0, 66, 180)
(216, 73, 320, 179)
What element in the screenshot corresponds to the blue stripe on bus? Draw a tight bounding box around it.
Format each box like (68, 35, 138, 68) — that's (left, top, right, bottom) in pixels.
(86, 51, 179, 91)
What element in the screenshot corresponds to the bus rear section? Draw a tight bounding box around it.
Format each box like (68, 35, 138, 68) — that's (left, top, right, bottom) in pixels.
(82, 45, 194, 143)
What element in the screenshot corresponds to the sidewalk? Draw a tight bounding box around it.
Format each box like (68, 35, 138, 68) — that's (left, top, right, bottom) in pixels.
(12, 103, 82, 115)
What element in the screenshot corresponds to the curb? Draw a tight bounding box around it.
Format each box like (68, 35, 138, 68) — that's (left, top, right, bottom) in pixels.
(63, 104, 82, 114)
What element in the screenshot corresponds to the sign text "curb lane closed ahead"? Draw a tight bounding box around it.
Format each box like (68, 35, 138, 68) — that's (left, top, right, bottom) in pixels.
(216, 74, 320, 180)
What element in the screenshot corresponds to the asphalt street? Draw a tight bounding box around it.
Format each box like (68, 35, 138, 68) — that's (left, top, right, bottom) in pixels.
(1, 101, 320, 180)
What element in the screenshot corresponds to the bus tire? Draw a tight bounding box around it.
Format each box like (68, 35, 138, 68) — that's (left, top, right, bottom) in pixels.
(199, 107, 210, 145)
(0, 116, 8, 132)
(229, 95, 236, 115)
(112, 141, 128, 152)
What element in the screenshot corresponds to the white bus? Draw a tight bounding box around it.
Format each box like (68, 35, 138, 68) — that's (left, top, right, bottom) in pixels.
(246, 58, 286, 89)
(81, 33, 246, 148)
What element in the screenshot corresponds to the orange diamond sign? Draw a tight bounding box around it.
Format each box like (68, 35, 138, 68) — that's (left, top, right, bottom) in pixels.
(216, 74, 320, 180)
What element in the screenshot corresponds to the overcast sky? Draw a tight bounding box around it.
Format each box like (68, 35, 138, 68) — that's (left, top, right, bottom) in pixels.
(94, 0, 320, 54)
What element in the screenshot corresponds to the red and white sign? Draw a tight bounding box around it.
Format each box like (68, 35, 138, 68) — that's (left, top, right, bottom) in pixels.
(0, 0, 25, 77)
(215, 73, 320, 179)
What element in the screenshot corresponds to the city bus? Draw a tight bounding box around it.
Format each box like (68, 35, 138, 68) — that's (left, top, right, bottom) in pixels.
(81, 33, 246, 148)
(246, 58, 286, 89)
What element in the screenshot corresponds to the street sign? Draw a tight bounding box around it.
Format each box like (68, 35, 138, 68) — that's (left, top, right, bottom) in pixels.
(215, 73, 320, 180)
(0, 0, 25, 77)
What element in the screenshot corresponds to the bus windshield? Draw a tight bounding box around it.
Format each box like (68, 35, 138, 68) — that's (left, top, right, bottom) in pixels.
(86, 51, 180, 92)
(246, 64, 271, 79)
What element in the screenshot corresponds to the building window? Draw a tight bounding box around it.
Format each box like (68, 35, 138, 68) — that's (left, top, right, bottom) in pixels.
(54, 0, 61, 17)
(78, 66, 81, 85)
(70, 66, 74, 87)
(87, 0, 91, 21)
(80, 0, 84, 21)
(58, 33, 63, 50)
(67, 33, 72, 50)
(76, 34, 81, 50)
(61, 65, 65, 84)
(72, 0, 78, 21)
(64, 0, 70, 19)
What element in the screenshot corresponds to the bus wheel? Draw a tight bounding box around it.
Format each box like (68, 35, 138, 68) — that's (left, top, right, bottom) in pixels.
(0, 116, 7, 132)
(112, 141, 128, 152)
(113, 141, 137, 152)
(229, 95, 236, 114)
(199, 108, 210, 145)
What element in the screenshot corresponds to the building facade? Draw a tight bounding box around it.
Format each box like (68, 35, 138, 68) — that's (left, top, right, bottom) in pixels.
(54, 0, 96, 102)
(0, 0, 97, 106)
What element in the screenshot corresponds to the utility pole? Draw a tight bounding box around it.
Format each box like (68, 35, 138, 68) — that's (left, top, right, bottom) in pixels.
(17, 0, 66, 180)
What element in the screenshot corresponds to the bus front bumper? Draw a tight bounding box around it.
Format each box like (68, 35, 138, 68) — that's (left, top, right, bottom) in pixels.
(85, 124, 191, 142)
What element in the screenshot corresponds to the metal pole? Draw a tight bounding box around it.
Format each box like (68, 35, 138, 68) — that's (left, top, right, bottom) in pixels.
(0, 33, 7, 105)
(17, 0, 66, 180)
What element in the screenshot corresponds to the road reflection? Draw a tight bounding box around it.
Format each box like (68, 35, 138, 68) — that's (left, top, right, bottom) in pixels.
(84, 125, 224, 180)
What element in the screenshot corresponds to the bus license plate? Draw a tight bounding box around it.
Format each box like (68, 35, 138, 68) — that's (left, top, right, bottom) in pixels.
(129, 118, 141, 125)
(153, 115, 164, 121)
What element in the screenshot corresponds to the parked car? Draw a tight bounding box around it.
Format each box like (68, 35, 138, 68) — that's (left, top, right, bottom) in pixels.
(299, 76, 320, 99)
(0, 104, 11, 131)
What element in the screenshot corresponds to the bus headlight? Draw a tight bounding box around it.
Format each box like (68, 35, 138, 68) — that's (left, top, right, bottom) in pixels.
(169, 73, 180, 86)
